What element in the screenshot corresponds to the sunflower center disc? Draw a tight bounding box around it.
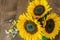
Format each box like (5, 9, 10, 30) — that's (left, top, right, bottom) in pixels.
(45, 19, 55, 33)
(26, 24, 35, 32)
(34, 5, 45, 16)
(24, 20, 37, 34)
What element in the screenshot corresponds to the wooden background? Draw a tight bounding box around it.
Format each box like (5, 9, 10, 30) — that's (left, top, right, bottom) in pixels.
(0, 0, 60, 40)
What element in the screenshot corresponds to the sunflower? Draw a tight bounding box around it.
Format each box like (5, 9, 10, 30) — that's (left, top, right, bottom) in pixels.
(27, 0, 52, 19)
(16, 13, 42, 40)
(42, 13, 60, 39)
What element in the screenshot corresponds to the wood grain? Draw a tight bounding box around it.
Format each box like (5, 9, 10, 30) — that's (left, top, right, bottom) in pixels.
(0, 0, 60, 40)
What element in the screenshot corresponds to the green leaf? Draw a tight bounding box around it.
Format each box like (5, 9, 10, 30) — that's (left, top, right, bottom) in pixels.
(42, 36, 50, 40)
(38, 17, 44, 22)
(44, 12, 49, 19)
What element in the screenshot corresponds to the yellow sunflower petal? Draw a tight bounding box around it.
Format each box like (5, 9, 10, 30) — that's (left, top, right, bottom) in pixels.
(27, 0, 52, 18)
(16, 13, 42, 40)
(42, 13, 60, 39)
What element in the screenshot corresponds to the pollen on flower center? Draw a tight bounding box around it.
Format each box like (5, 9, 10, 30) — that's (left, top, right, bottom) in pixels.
(24, 20, 38, 34)
(34, 5, 45, 16)
(45, 19, 55, 33)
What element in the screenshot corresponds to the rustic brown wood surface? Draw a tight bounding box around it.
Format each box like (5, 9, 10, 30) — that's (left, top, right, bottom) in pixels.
(0, 0, 60, 40)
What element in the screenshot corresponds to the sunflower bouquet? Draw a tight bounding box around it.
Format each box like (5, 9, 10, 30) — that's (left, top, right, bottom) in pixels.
(13, 0, 60, 40)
